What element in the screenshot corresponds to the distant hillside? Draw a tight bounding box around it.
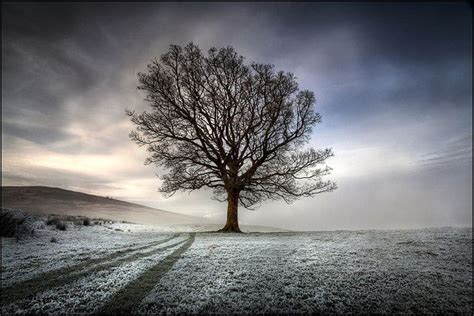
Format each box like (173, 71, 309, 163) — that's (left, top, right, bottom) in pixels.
(1, 186, 207, 226)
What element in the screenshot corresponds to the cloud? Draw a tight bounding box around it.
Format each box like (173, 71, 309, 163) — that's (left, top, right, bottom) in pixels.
(418, 134, 472, 168)
(1, 2, 471, 229)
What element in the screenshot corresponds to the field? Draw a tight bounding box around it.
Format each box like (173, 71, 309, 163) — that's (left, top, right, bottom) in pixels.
(1, 211, 472, 314)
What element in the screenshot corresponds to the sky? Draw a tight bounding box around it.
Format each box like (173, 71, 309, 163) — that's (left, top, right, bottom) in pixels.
(2, 2, 472, 230)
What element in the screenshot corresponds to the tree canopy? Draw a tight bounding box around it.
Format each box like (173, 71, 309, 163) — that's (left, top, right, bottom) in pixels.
(128, 43, 336, 232)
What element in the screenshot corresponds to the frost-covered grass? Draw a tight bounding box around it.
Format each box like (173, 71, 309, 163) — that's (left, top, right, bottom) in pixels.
(1, 218, 172, 286)
(2, 237, 190, 314)
(1, 214, 471, 315)
(138, 228, 472, 314)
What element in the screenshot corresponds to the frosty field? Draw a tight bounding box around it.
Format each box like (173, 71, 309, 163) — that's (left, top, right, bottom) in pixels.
(1, 218, 472, 314)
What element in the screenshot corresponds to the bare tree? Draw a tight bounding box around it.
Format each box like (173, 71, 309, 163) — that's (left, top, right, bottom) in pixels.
(127, 43, 336, 232)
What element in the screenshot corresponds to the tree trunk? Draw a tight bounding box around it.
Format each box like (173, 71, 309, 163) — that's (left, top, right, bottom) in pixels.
(218, 189, 241, 233)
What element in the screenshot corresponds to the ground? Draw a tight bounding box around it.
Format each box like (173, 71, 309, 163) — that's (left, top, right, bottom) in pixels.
(1, 211, 472, 314)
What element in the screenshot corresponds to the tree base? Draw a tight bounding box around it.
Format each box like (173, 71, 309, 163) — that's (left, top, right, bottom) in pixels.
(217, 225, 242, 233)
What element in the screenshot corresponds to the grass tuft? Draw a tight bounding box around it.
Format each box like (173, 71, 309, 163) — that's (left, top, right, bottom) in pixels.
(55, 221, 67, 231)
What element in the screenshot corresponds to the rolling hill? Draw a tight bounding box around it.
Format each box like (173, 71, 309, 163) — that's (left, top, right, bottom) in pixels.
(1, 186, 207, 227)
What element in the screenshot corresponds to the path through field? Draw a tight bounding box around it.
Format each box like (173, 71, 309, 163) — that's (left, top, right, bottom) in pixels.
(1, 226, 472, 314)
(2, 231, 195, 314)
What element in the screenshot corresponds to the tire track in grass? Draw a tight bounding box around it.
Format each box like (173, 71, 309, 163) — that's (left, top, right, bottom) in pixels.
(2, 234, 179, 286)
(0, 234, 183, 305)
(2, 234, 179, 289)
(49, 234, 175, 264)
(99, 233, 196, 315)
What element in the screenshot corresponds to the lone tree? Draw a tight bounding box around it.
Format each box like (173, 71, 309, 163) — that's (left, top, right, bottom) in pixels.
(128, 43, 336, 232)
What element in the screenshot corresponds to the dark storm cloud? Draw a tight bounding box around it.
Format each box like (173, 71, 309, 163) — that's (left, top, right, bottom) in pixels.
(258, 2, 471, 63)
(244, 3, 472, 126)
(2, 3, 227, 150)
(2, 4, 113, 95)
(3, 2, 470, 133)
